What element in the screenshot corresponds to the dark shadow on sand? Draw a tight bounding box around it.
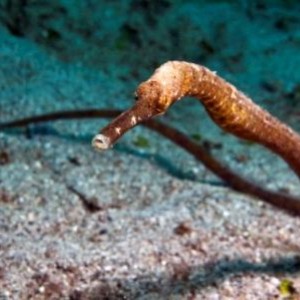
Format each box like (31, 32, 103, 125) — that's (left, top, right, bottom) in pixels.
(70, 256, 300, 299)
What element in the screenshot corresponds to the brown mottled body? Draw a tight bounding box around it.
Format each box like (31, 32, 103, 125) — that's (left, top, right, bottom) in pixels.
(93, 61, 300, 179)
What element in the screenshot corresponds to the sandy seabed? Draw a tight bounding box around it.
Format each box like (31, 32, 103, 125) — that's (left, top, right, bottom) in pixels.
(1, 1, 300, 299)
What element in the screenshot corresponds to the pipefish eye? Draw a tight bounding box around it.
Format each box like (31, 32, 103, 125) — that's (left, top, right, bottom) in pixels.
(134, 93, 139, 101)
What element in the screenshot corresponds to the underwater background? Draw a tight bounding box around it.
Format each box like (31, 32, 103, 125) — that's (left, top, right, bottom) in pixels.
(1, 0, 300, 299)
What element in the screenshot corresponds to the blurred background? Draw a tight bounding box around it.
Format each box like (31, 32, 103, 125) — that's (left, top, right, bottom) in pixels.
(1, 0, 300, 93)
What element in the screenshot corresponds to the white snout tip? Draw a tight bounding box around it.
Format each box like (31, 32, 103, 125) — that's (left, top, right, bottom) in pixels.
(92, 134, 111, 151)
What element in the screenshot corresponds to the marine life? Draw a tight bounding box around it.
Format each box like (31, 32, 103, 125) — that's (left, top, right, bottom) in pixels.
(93, 61, 300, 180)
(1, 62, 300, 215)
